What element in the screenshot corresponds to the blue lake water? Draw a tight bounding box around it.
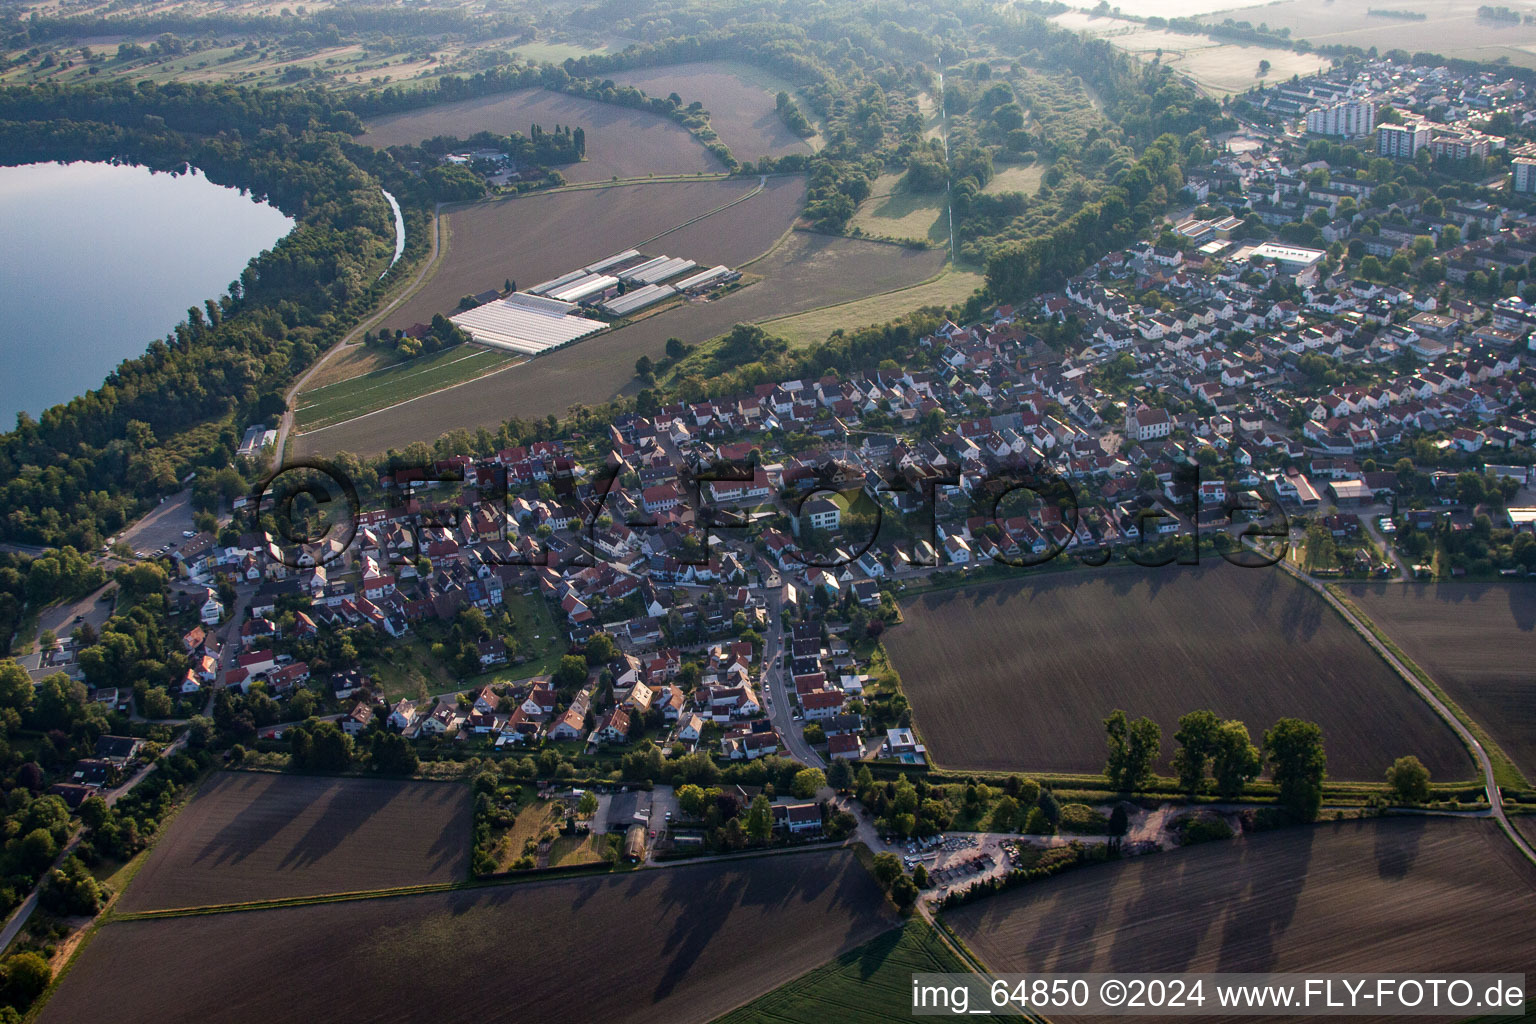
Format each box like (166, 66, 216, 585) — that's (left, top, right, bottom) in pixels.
(0, 161, 294, 426)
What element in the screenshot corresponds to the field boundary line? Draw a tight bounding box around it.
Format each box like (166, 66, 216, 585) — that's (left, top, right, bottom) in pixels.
(758, 264, 978, 333)
(297, 350, 523, 432)
(292, 351, 532, 436)
(297, 345, 495, 404)
(279, 200, 447, 459)
(108, 839, 860, 923)
(1290, 571, 1536, 865)
(1326, 585, 1530, 793)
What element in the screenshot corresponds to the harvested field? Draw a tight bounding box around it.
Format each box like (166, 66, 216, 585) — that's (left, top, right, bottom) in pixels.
(1200, 0, 1536, 68)
(358, 88, 722, 182)
(606, 61, 814, 161)
(385, 175, 805, 333)
(884, 567, 1471, 780)
(1342, 582, 1536, 779)
(1050, 13, 1331, 94)
(946, 818, 1536, 1020)
(116, 773, 471, 912)
(42, 850, 896, 1024)
(294, 233, 944, 457)
(762, 267, 983, 348)
(715, 918, 967, 1024)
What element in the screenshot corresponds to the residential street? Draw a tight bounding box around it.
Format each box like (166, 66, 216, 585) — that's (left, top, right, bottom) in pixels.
(757, 585, 825, 769)
(0, 730, 189, 953)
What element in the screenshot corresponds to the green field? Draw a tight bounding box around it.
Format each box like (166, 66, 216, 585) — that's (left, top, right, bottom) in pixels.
(713, 919, 967, 1024)
(479, 589, 567, 682)
(762, 267, 982, 348)
(849, 173, 949, 245)
(985, 161, 1047, 195)
(295, 345, 515, 431)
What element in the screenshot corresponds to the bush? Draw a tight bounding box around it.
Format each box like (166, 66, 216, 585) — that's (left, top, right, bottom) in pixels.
(38, 855, 109, 916)
(1022, 806, 1054, 834)
(1177, 814, 1235, 846)
(1059, 803, 1108, 835)
(0, 952, 50, 1009)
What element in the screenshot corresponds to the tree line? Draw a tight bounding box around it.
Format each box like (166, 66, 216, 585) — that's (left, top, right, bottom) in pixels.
(1104, 708, 1329, 821)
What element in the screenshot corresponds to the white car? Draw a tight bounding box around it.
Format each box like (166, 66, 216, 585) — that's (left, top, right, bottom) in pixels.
(183, 530, 196, 538)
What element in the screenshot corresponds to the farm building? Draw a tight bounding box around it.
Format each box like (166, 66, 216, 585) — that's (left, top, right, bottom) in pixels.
(625, 256, 697, 285)
(449, 292, 606, 355)
(601, 283, 676, 317)
(675, 265, 734, 292)
(548, 274, 619, 304)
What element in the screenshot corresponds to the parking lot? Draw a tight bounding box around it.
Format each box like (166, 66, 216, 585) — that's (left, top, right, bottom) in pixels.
(885, 831, 1018, 895)
(115, 488, 196, 558)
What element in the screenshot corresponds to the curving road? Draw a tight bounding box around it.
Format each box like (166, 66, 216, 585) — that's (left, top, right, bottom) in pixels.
(1270, 553, 1536, 865)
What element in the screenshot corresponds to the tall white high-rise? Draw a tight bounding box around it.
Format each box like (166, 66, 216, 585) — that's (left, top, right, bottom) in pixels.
(1304, 99, 1376, 138)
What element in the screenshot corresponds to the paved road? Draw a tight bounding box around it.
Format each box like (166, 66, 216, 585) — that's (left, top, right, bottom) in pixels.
(35, 583, 114, 643)
(1272, 554, 1536, 866)
(274, 202, 445, 467)
(758, 586, 825, 770)
(0, 730, 189, 952)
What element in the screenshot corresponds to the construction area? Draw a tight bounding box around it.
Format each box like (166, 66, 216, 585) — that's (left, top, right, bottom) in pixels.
(449, 248, 739, 356)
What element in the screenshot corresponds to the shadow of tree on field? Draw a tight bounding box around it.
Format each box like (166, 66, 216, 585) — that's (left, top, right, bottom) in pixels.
(1214, 824, 1314, 972)
(1374, 815, 1426, 881)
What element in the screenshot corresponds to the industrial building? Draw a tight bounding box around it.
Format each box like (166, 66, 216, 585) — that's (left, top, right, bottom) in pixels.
(548, 274, 618, 304)
(1241, 242, 1325, 273)
(467, 249, 736, 349)
(624, 256, 696, 286)
(449, 292, 607, 355)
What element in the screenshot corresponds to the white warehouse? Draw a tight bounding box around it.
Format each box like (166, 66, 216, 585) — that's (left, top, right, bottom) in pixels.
(449, 292, 607, 355)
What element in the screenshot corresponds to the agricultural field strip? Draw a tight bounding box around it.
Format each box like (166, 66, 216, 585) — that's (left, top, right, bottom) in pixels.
(944, 817, 1536, 994)
(112, 839, 861, 920)
(40, 849, 899, 1024)
(292, 229, 942, 455)
(297, 347, 513, 418)
(294, 177, 768, 426)
(115, 773, 473, 914)
(1336, 582, 1536, 786)
(758, 267, 984, 348)
(380, 175, 802, 338)
(885, 566, 1473, 782)
(710, 920, 984, 1024)
(1289, 571, 1534, 864)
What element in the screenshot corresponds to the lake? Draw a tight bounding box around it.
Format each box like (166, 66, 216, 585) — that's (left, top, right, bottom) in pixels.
(0, 161, 295, 426)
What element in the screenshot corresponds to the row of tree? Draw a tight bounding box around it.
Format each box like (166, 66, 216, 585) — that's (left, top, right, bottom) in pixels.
(1104, 709, 1329, 821)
